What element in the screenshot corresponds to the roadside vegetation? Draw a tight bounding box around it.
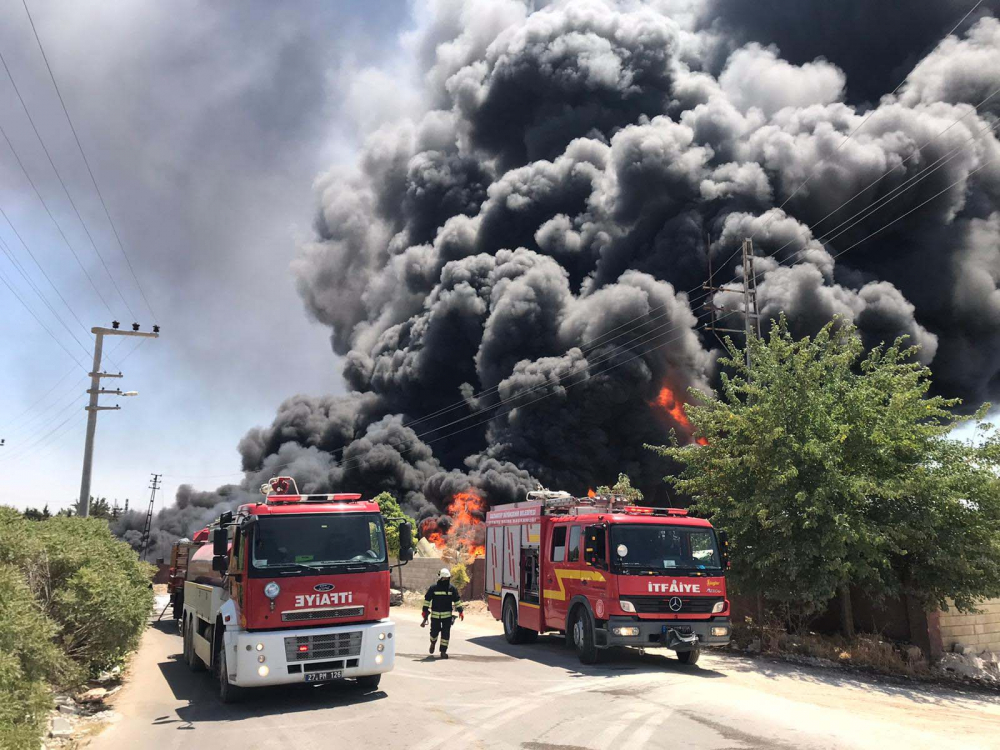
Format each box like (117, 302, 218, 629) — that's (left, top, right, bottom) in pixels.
(0, 507, 153, 749)
(650, 317, 1000, 653)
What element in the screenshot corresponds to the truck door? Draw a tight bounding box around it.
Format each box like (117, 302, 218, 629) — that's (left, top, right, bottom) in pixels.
(583, 525, 610, 621)
(542, 524, 569, 629)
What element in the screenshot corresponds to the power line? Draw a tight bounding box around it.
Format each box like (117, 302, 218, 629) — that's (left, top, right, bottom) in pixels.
(748, 0, 986, 244)
(2, 376, 87, 439)
(0, 201, 95, 343)
(21, 0, 158, 323)
(0, 363, 76, 431)
(0, 233, 95, 360)
(0, 264, 86, 370)
(0, 49, 134, 318)
(209, 150, 993, 484)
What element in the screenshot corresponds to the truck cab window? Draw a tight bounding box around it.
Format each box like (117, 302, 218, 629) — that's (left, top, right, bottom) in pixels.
(567, 526, 581, 563)
(551, 526, 567, 562)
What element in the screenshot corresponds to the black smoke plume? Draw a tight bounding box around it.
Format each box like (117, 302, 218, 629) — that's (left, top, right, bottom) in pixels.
(128, 0, 1000, 550)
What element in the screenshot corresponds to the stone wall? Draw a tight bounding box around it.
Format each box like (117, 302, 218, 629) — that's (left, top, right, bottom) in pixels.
(938, 598, 1000, 653)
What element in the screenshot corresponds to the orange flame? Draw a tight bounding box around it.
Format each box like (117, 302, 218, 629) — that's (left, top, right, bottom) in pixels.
(421, 489, 486, 560)
(587, 488, 596, 498)
(650, 385, 708, 446)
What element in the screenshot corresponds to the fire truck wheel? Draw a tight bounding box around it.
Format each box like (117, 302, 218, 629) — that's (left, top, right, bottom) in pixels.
(677, 647, 700, 665)
(217, 645, 244, 703)
(355, 674, 381, 691)
(502, 597, 534, 644)
(571, 607, 599, 664)
(184, 617, 205, 672)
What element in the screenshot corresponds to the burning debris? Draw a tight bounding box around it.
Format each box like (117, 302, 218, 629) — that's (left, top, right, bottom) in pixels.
(135, 1, 1000, 547)
(420, 490, 487, 563)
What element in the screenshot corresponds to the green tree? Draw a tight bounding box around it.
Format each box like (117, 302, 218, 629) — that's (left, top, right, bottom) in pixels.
(596, 473, 644, 503)
(21, 505, 50, 521)
(372, 492, 415, 558)
(649, 317, 1000, 632)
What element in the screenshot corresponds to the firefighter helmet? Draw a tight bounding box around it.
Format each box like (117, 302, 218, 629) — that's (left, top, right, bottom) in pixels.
(439, 567, 451, 579)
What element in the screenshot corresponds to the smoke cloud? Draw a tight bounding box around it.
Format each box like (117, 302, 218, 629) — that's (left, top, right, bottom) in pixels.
(130, 0, 1000, 550)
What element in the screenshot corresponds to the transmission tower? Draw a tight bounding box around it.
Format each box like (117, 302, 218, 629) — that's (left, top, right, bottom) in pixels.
(703, 237, 762, 368)
(139, 473, 161, 561)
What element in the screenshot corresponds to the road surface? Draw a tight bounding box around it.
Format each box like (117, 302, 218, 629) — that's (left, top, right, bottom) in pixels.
(86, 605, 1000, 750)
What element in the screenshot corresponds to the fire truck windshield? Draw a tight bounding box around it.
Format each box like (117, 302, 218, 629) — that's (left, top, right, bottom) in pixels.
(610, 524, 721, 573)
(250, 512, 386, 572)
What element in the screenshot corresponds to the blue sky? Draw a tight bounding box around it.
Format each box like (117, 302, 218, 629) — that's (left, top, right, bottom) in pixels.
(0, 0, 410, 510)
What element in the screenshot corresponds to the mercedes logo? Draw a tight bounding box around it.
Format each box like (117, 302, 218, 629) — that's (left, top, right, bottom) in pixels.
(668, 596, 683, 612)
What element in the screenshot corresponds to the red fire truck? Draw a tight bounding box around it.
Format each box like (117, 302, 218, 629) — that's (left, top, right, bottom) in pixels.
(180, 477, 413, 701)
(486, 490, 731, 665)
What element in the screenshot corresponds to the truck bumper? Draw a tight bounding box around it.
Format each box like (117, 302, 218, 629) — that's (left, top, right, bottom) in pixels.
(598, 616, 731, 651)
(226, 619, 395, 688)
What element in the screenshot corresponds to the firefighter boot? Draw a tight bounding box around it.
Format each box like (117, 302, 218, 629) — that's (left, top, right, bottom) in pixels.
(429, 637, 437, 655)
(440, 639, 449, 659)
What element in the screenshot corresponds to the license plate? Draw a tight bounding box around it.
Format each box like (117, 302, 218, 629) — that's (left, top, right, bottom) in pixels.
(304, 670, 342, 683)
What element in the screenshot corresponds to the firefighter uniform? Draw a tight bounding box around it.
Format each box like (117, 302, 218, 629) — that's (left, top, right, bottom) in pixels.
(421, 569, 463, 658)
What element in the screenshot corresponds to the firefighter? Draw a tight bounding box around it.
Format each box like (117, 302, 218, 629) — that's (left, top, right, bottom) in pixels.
(421, 567, 464, 658)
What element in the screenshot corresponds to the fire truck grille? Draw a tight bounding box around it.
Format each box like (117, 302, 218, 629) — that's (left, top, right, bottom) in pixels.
(284, 631, 363, 661)
(281, 606, 364, 622)
(630, 596, 723, 615)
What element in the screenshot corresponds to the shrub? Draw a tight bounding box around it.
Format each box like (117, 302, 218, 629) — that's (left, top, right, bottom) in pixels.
(0, 565, 74, 749)
(31, 516, 154, 675)
(450, 562, 470, 593)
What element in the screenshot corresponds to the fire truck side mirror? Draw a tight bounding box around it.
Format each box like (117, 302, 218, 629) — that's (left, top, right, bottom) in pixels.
(398, 521, 414, 562)
(211, 527, 229, 573)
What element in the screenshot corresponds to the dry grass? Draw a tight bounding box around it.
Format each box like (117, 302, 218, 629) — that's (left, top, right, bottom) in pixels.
(731, 616, 928, 677)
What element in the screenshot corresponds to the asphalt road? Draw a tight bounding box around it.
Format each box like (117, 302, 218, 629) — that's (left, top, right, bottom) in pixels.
(86, 604, 1000, 750)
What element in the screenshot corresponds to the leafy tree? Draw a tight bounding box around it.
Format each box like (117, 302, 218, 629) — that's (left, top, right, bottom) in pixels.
(597, 473, 644, 503)
(649, 317, 1000, 633)
(372, 492, 415, 558)
(21, 505, 50, 521)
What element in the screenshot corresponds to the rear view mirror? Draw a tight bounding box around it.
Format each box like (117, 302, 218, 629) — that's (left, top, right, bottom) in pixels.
(212, 526, 228, 573)
(398, 521, 414, 562)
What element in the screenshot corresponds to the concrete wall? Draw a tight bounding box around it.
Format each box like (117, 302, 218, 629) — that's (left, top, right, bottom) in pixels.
(390, 557, 485, 600)
(938, 598, 1000, 653)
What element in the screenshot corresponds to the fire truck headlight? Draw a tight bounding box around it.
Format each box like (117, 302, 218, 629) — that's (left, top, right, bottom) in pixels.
(263, 582, 281, 599)
(258, 665, 270, 677)
(377, 644, 385, 652)
(612, 626, 640, 637)
(711, 626, 729, 637)
(375, 654, 384, 665)
(255, 642, 264, 651)
(378, 632, 386, 641)
(712, 601, 726, 614)
(619, 600, 636, 613)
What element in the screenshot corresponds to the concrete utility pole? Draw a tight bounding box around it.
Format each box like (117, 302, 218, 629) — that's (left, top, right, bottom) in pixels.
(702, 237, 761, 368)
(78, 322, 159, 517)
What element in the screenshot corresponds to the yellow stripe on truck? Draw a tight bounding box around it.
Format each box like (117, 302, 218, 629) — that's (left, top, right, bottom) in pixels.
(542, 569, 606, 601)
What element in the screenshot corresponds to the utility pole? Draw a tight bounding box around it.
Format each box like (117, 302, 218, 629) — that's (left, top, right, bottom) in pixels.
(78, 322, 159, 517)
(140, 473, 161, 561)
(703, 237, 761, 368)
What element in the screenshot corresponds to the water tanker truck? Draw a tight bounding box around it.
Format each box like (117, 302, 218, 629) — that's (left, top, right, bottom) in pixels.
(178, 476, 413, 702)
